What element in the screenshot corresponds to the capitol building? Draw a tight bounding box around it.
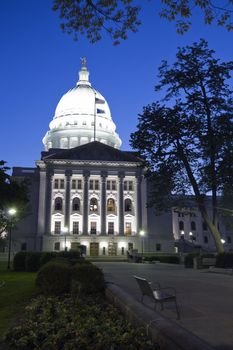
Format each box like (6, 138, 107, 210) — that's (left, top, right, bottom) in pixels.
(12, 61, 232, 256)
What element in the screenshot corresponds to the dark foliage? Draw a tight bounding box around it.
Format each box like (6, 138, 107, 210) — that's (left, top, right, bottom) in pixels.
(13, 252, 28, 271)
(216, 253, 233, 268)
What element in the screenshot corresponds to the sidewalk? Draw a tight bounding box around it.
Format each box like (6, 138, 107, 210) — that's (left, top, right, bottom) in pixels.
(95, 262, 233, 350)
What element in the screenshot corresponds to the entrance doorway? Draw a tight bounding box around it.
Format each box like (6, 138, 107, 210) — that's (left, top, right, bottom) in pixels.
(90, 242, 99, 256)
(108, 242, 117, 256)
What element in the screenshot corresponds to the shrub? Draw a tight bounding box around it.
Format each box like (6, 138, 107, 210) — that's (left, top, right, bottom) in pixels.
(25, 252, 41, 272)
(35, 260, 72, 295)
(144, 255, 180, 264)
(71, 263, 105, 296)
(13, 252, 27, 271)
(216, 253, 233, 268)
(39, 252, 58, 267)
(5, 295, 158, 350)
(58, 250, 81, 260)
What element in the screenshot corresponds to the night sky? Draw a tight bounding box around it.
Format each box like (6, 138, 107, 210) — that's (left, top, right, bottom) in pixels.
(1, 1, 232, 170)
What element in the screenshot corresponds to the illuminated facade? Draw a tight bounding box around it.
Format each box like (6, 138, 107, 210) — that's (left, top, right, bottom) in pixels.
(12, 62, 232, 255)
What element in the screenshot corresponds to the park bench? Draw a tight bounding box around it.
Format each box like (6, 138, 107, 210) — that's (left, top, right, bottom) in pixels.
(134, 275, 180, 319)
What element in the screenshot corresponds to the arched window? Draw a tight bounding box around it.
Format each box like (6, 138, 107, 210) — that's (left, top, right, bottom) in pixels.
(179, 221, 184, 230)
(107, 198, 115, 212)
(90, 198, 98, 212)
(72, 198, 80, 212)
(124, 199, 132, 212)
(55, 197, 63, 211)
(191, 221, 196, 231)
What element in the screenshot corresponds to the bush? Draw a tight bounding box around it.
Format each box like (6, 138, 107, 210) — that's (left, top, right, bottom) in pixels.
(216, 253, 233, 268)
(58, 250, 81, 260)
(5, 295, 158, 350)
(144, 255, 180, 264)
(25, 252, 41, 272)
(184, 253, 200, 268)
(71, 263, 105, 296)
(13, 252, 27, 271)
(39, 252, 58, 268)
(35, 260, 72, 295)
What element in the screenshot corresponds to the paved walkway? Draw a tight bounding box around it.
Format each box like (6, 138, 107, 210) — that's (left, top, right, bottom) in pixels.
(95, 262, 233, 350)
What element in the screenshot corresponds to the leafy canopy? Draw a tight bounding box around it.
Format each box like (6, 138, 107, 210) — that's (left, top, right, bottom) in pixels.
(52, 0, 233, 44)
(130, 39, 233, 253)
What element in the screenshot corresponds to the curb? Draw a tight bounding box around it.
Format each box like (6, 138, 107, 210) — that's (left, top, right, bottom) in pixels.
(105, 283, 214, 350)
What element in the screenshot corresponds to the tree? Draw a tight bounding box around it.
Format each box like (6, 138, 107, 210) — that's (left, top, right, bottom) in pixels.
(0, 161, 29, 235)
(52, 0, 233, 45)
(130, 39, 233, 253)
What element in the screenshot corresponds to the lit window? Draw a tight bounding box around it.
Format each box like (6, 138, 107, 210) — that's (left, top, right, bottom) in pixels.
(90, 198, 98, 212)
(54, 179, 59, 189)
(107, 198, 115, 212)
(77, 179, 82, 189)
(89, 180, 99, 190)
(72, 180, 76, 189)
(124, 181, 134, 191)
(125, 222, 132, 236)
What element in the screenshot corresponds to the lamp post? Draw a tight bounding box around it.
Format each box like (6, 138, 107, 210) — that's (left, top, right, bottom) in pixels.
(63, 226, 68, 251)
(139, 230, 145, 260)
(7, 208, 17, 270)
(189, 231, 194, 244)
(180, 230, 185, 253)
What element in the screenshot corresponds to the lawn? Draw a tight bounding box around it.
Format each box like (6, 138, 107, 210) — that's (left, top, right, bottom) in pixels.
(0, 261, 36, 339)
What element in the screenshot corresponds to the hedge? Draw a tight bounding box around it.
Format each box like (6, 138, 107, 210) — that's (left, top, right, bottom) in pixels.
(144, 255, 180, 264)
(216, 253, 233, 268)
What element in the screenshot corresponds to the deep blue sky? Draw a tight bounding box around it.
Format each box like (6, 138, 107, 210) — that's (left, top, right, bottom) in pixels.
(0, 1, 232, 170)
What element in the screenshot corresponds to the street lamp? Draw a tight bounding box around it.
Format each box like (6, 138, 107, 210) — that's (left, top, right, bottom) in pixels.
(180, 230, 185, 253)
(63, 226, 68, 251)
(7, 208, 17, 270)
(139, 230, 145, 260)
(189, 231, 194, 243)
(221, 238, 226, 244)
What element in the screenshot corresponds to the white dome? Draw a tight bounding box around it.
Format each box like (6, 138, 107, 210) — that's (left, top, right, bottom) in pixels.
(43, 60, 121, 150)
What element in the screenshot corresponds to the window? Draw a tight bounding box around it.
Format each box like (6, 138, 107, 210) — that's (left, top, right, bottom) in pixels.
(125, 222, 132, 236)
(21, 243, 27, 251)
(54, 222, 61, 234)
(102, 247, 106, 255)
(124, 181, 133, 191)
(190, 212, 196, 217)
(72, 179, 82, 190)
(73, 221, 79, 235)
(90, 222, 97, 234)
(107, 198, 115, 212)
(108, 222, 114, 234)
(54, 242, 60, 251)
(191, 221, 196, 231)
(72, 198, 80, 212)
(90, 198, 98, 212)
(107, 180, 116, 191)
(203, 221, 208, 231)
(55, 197, 63, 211)
(89, 179, 99, 190)
(227, 236, 232, 244)
(179, 221, 184, 230)
(156, 243, 161, 251)
(128, 242, 133, 250)
(204, 236, 208, 243)
(54, 179, 64, 189)
(121, 247, 125, 255)
(124, 198, 132, 212)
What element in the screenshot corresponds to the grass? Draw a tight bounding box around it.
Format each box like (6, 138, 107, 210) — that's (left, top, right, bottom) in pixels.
(0, 261, 36, 339)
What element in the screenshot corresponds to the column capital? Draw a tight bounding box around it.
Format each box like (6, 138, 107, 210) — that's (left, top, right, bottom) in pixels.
(101, 171, 108, 181)
(65, 169, 72, 178)
(118, 171, 125, 182)
(83, 171, 90, 179)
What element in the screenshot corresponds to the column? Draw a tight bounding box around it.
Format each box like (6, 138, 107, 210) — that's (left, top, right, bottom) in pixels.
(136, 174, 142, 233)
(37, 164, 47, 236)
(82, 171, 90, 235)
(45, 170, 53, 235)
(101, 172, 107, 235)
(65, 170, 72, 231)
(118, 172, 124, 235)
